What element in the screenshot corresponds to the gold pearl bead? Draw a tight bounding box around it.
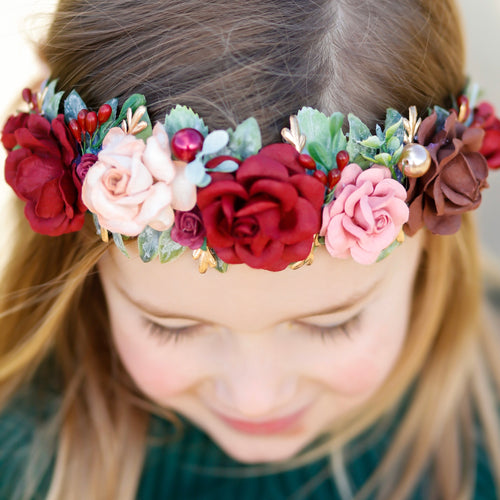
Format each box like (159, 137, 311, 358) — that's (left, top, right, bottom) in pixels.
(397, 143, 432, 178)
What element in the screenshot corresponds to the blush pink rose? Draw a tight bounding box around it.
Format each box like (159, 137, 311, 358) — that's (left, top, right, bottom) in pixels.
(320, 164, 409, 265)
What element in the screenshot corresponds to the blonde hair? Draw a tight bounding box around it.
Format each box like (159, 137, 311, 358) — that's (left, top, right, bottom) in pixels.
(1, 0, 499, 499)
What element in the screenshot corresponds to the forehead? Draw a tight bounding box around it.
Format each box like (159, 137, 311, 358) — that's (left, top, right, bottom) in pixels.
(98, 236, 422, 329)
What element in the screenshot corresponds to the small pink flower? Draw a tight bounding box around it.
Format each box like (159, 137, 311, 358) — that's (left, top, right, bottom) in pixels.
(320, 164, 409, 265)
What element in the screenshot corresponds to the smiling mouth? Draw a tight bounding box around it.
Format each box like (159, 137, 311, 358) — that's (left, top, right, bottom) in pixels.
(215, 406, 310, 435)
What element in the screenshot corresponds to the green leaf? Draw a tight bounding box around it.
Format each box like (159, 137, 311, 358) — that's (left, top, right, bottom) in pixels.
(308, 141, 331, 169)
(112, 232, 129, 258)
(135, 109, 153, 142)
(64, 90, 87, 122)
(360, 135, 384, 148)
(375, 124, 385, 142)
(116, 94, 147, 123)
(158, 229, 185, 263)
(384, 117, 403, 142)
(331, 130, 347, 156)
(347, 114, 371, 142)
(386, 136, 401, 154)
(214, 253, 229, 273)
(392, 144, 404, 165)
(42, 80, 64, 122)
(297, 107, 331, 154)
(201, 130, 229, 155)
(374, 153, 392, 167)
(138, 226, 160, 263)
(227, 117, 262, 159)
(384, 108, 403, 130)
(377, 238, 402, 262)
(164, 105, 209, 139)
(329, 112, 344, 137)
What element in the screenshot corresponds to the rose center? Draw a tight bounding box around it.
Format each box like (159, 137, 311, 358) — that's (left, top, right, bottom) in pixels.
(232, 216, 259, 240)
(102, 167, 131, 197)
(180, 214, 199, 234)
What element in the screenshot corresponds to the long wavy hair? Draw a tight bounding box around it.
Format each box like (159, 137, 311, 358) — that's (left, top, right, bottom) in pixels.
(1, 0, 499, 499)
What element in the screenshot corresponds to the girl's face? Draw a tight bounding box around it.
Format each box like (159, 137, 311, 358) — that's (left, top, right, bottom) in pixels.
(98, 234, 422, 463)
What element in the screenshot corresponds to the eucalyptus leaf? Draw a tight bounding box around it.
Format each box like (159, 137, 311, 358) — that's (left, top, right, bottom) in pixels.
(384, 108, 403, 130)
(360, 135, 384, 148)
(164, 105, 209, 138)
(308, 141, 331, 169)
(64, 90, 87, 122)
(211, 160, 239, 173)
(375, 124, 385, 142)
(392, 144, 404, 165)
(384, 118, 403, 142)
(42, 81, 64, 122)
(92, 213, 102, 237)
(297, 107, 331, 153)
(331, 130, 347, 156)
(112, 232, 129, 258)
(386, 136, 401, 154)
(186, 159, 206, 185)
(329, 112, 344, 137)
(201, 130, 229, 156)
(199, 173, 212, 188)
(116, 94, 147, 123)
(347, 114, 371, 142)
(138, 226, 160, 263)
(159, 229, 185, 263)
(227, 117, 262, 159)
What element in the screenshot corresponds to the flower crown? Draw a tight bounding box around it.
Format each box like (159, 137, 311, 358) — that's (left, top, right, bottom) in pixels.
(2, 81, 498, 272)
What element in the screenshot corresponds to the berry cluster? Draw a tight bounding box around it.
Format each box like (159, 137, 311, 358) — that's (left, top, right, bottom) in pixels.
(68, 104, 113, 143)
(302, 150, 349, 190)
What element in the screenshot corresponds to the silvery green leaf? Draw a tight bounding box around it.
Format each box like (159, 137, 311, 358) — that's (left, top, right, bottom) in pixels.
(297, 107, 331, 154)
(105, 98, 119, 121)
(64, 90, 87, 121)
(324, 188, 336, 205)
(360, 135, 384, 148)
(42, 80, 64, 122)
(214, 253, 229, 273)
(308, 141, 331, 169)
(465, 82, 481, 126)
(164, 105, 209, 138)
(374, 153, 392, 167)
(433, 106, 450, 131)
(138, 226, 160, 263)
(387, 136, 400, 154)
(211, 160, 239, 173)
(377, 239, 401, 262)
(385, 108, 403, 130)
(331, 130, 347, 156)
(116, 94, 147, 124)
(392, 144, 404, 165)
(159, 229, 185, 263)
(375, 124, 385, 142)
(186, 159, 206, 185)
(198, 173, 212, 188)
(227, 117, 262, 159)
(384, 118, 403, 142)
(92, 213, 102, 237)
(112, 232, 129, 257)
(361, 154, 377, 164)
(347, 114, 371, 142)
(201, 130, 229, 156)
(329, 112, 344, 137)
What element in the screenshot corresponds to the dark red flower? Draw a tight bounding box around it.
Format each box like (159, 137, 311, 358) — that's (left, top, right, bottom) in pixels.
(471, 102, 500, 169)
(1, 112, 30, 151)
(4, 113, 86, 236)
(171, 207, 206, 250)
(405, 111, 489, 236)
(75, 153, 98, 183)
(197, 143, 325, 271)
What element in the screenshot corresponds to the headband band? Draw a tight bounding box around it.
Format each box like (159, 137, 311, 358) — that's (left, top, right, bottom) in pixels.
(2, 80, 498, 272)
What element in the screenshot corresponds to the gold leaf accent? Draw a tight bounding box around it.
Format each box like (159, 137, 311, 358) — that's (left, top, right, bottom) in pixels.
(281, 115, 306, 152)
(121, 105, 148, 135)
(403, 106, 422, 144)
(100, 228, 109, 243)
(396, 229, 405, 244)
(290, 234, 320, 270)
(458, 102, 468, 123)
(36, 87, 49, 112)
(193, 248, 217, 274)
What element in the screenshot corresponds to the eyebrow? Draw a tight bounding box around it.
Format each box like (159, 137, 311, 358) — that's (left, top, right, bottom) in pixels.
(110, 278, 382, 322)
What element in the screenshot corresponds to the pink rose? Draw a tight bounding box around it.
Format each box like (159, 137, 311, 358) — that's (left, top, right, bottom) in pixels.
(82, 125, 181, 236)
(320, 164, 409, 265)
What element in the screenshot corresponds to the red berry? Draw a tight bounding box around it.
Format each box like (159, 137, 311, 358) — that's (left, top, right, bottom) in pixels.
(77, 109, 88, 131)
(171, 128, 204, 162)
(85, 111, 98, 135)
(298, 153, 316, 170)
(336, 150, 350, 171)
(22, 88, 32, 104)
(313, 170, 328, 185)
(98, 104, 112, 124)
(327, 168, 341, 190)
(68, 119, 82, 143)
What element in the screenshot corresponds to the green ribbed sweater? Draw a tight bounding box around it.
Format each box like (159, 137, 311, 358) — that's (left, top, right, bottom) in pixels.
(0, 407, 496, 500)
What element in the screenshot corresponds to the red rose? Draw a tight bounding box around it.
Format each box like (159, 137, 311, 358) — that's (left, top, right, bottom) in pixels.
(197, 144, 325, 271)
(4, 113, 86, 236)
(471, 102, 500, 169)
(405, 111, 488, 236)
(1, 113, 30, 151)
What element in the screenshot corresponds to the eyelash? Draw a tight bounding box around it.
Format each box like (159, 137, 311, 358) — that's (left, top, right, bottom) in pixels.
(142, 315, 361, 345)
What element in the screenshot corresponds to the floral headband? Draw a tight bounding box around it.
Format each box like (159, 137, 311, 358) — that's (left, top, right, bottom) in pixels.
(2, 81, 499, 272)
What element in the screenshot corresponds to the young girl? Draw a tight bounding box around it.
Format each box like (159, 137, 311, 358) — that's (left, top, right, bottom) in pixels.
(1, 0, 499, 499)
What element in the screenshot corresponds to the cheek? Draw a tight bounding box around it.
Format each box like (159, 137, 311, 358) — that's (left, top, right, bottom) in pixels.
(108, 308, 200, 400)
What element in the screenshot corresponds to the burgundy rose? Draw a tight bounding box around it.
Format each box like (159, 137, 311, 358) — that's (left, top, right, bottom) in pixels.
(1, 112, 30, 151)
(405, 111, 489, 236)
(471, 102, 500, 169)
(171, 207, 206, 250)
(75, 153, 98, 183)
(197, 143, 325, 271)
(5, 113, 86, 236)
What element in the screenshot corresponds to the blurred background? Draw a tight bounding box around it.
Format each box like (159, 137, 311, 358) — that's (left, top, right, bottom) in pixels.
(0, 0, 499, 257)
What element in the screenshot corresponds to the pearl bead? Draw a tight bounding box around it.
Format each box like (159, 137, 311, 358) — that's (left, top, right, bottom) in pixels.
(397, 143, 432, 178)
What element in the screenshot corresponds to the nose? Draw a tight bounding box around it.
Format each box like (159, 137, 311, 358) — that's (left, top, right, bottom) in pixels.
(213, 333, 298, 418)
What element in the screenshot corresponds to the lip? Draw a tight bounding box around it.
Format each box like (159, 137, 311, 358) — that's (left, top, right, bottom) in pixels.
(215, 405, 310, 435)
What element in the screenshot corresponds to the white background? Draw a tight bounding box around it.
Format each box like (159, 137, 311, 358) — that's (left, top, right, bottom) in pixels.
(0, 0, 499, 256)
